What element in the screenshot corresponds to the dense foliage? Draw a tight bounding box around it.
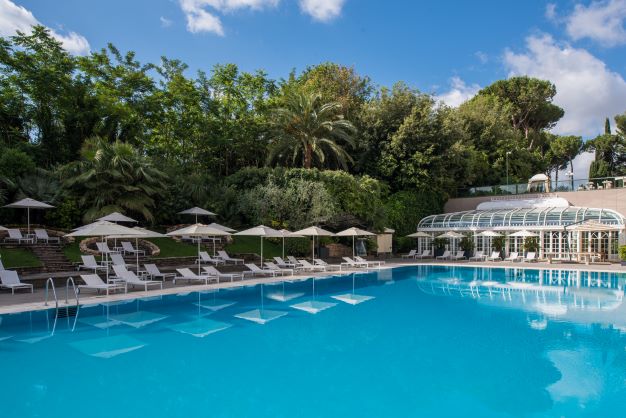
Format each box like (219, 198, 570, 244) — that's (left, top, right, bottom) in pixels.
(1, 27, 625, 235)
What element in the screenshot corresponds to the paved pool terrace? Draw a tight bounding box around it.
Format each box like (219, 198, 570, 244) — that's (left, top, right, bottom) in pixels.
(1, 259, 625, 315)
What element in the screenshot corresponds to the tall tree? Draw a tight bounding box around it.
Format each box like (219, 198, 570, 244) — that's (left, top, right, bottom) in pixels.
(478, 76, 564, 148)
(267, 91, 356, 169)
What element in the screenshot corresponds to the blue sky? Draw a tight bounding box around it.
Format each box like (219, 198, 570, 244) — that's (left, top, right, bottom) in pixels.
(2, 0, 626, 141)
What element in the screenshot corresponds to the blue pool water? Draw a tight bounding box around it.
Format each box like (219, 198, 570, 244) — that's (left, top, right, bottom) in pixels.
(2, 265, 626, 417)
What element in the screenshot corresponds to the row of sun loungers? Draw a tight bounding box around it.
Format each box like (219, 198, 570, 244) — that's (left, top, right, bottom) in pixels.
(3, 228, 60, 244)
(402, 249, 539, 263)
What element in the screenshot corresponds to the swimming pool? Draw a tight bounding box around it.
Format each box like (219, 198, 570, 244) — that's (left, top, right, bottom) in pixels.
(1, 265, 626, 417)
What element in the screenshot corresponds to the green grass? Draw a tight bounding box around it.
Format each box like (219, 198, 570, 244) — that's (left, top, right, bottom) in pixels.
(0, 248, 42, 268)
(225, 236, 282, 258)
(148, 238, 202, 258)
(62, 241, 84, 263)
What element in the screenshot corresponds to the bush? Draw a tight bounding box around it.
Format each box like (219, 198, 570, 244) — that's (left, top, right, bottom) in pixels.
(384, 190, 444, 237)
(619, 245, 626, 261)
(460, 236, 474, 252)
(0, 148, 36, 181)
(433, 238, 447, 251)
(523, 237, 539, 253)
(285, 237, 311, 257)
(492, 236, 505, 253)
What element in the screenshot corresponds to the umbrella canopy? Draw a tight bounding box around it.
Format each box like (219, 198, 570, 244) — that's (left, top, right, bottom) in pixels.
(336, 227, 376, 257)
(65, 221, 145, 238)
(167, 224, 230, 238)
(477, 231, 502, 237)
(406, 231, 432, 238)
(109, 226, 165, 239)
(4, 198, 54, 234)
(508, 230, 539, 238)
(179, 207, 216, 223)
(383, 227, 395, 234)
(292, 226, 335, 261)
(97, 212, 138, 223)
(568, 220, 623, 232)
(0, 225, 7, 231)
(274, 229, 304, 258)
(234, 225, 282, 265)
(207, 222, 236, 233)
(437, 231, 465, 239)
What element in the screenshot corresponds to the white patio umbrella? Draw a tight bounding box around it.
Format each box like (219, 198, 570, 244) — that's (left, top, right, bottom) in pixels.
(291, 226, 335, 261)
(336, 227, 376, 257)
(65, 221, 145, 282)
(98, 212, 138, 223)
(509, 230, 539, 237)
(178, 207, 216, 223)
(110, 227, 166, 271)
(234, 225, 282, 265)
(166, 224, 230, 274)
(0, 225, 7, 231)
(437, 231, 465, 239)
(4, 198, 54, 234)
(406, 231, 432, 238)
(477, 231, 502, 237)
(207, 222, 236, 233)
(276, 229, 304, 258)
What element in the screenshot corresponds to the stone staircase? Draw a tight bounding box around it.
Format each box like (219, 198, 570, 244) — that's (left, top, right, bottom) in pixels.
(30, 244, 75, 273)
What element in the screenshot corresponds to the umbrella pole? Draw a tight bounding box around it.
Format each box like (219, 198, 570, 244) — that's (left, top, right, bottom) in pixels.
(282, 237, 285, 259)
(136, 237, 139, 273)
(260, 237, 264, 267)
(312, 236, 315, 262)
(27, 207, 30, 235)
(197, 239, 201, 275)
(353, 236, 355, 258)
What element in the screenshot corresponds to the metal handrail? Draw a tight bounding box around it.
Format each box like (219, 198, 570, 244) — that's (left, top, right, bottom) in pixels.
(65, 277, 79, 305)
(44, 278, 57, 309)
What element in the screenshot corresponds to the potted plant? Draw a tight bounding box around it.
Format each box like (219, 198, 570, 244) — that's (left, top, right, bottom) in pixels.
(523, 237, 539, 254)
(460, 236, 475, 257)
(433, 238, 447, 257)
(492, 236, 505, 259)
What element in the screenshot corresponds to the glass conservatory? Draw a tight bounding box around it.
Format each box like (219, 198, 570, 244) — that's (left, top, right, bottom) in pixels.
(416, 197, 626, 261)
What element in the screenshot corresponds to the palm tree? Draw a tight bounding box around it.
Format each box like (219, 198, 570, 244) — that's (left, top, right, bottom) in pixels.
(60, 137, 166, 222)
(267, 92, 356, 169)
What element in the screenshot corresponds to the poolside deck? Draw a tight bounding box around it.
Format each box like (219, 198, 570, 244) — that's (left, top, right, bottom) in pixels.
(1, 259, 624, 315)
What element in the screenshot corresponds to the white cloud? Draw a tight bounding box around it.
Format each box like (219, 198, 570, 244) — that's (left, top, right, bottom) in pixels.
(0, 0, 89, 55)
(160, 16, 173, 28)
(436, 76, 480, 108)
(504, 34, 626, 137)
(565, 0, 626, 46)
(178, 0, 279, 35)
(299, 0, 345, 22)
(475, 51, 488, 64)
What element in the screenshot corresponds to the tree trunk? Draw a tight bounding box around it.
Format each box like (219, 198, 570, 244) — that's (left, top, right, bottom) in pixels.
(304, 143, 312, 169)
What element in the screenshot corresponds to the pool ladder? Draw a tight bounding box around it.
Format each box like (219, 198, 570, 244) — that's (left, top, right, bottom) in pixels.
(44, 277, 80, 320)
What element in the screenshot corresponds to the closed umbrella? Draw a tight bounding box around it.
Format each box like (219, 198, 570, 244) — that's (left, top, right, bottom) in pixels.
(336, 227, 376, 258)
(234, 225, 282, 266)
(4, 198, 54, 234)
(167, 224, 230, 274)
(178, 207, 216, 224)
(291, 226, 335, 261)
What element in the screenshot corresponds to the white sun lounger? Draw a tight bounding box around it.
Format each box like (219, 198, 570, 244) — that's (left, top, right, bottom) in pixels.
(287, 256, 304, 266)
(522, 252, 537, 263)
(341, 257, 368, 268)
(450, 251, 465, 261)
(504, 252, 522, 262)
(78, 274, 126, 295)
(96, 242, 119, 255)
(35, 229, 60, 244)
(0, 270, 33, 294)
(314, 259, 341, 271)
(273, 257, 297, 268)
(112, 265, 163, 291)
(298, 259, 326, 272)
(401, 250, 417, 259)
(436, 250, 451, 260)
(264, 262, 294, 276)
(486, 251, 501, 261)
(355, 256, 384, 267)
(77, 255, 107, 272)
(143, 264, 176, 281)
(469, 251, 486, 261)
(202, 266, 243, 282)
(198, 251, 225, 265)
(174, 268, 217, 285)
(121, 241, 145, 256)
(244, 263, 279, 277)
(217, 251, 244, 265)
(415, 250, 432, 259)
(0, 259, 4, 270)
